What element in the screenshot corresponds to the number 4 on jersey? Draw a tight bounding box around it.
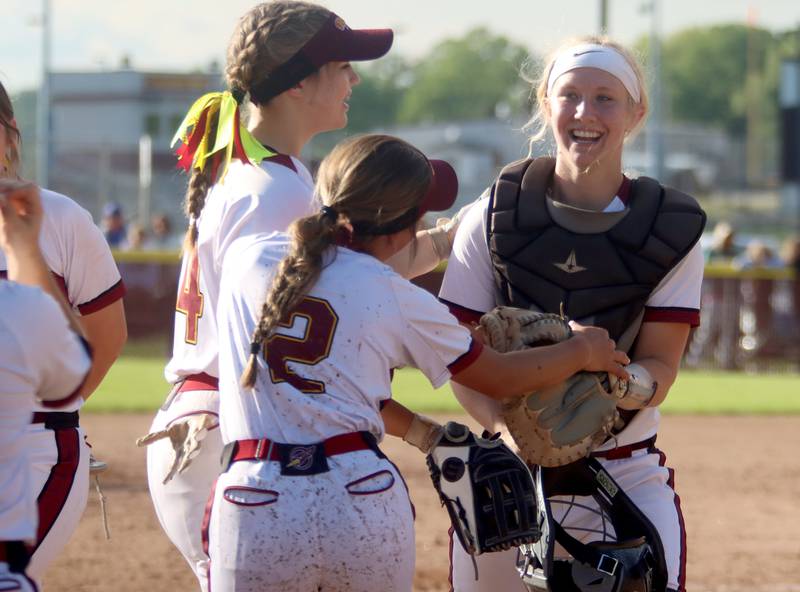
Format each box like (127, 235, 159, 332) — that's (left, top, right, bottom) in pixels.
(176, 253, 204, 344)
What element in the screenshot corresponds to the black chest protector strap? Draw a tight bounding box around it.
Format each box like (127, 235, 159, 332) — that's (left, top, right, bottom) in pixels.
(488, 157, 706, 344)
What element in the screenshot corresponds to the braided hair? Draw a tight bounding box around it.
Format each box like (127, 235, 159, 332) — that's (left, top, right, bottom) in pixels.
(0, 82, 22, 180)
(241, 134, 433, 388)
(182, 1, 330, 251)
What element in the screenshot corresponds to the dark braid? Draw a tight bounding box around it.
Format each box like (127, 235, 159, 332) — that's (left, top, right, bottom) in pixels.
(240, 134, 433, 389)
(180, 2, 328, 254)
(240, 212, 341, 388)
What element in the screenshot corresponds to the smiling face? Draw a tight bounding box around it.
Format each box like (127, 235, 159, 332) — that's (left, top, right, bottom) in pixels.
(546, 67, 644, 174)
(302, 61, 361, 133)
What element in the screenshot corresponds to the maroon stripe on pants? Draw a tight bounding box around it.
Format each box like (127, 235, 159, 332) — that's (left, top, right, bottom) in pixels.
(201, 476, 219, 592)
(655, 446, 688, 592)
(34, 428, 80, 551)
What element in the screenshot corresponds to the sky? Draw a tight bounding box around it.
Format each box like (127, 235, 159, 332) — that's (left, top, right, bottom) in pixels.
(2, 0, 800, 96)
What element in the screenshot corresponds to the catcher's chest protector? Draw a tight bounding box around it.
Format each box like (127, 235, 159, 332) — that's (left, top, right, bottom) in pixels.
(488, 157, 706, 343)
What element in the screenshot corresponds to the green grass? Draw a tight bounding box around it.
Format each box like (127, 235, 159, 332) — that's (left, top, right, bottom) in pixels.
(85, 353, 800, 415)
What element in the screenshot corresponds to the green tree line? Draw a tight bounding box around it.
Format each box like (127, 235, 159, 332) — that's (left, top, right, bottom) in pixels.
(13, 23, 800, 155)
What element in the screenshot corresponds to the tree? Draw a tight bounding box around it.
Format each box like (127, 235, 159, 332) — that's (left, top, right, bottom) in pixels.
(397, 28, 532, 124)
(651, 24, 777, 136)
(347, 55, 410, 132)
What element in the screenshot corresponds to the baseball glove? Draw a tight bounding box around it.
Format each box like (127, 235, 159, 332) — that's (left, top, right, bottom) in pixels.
(427, 422, 539, 556)
(136, 413, 218, 484)
(479, 306, 620, 468)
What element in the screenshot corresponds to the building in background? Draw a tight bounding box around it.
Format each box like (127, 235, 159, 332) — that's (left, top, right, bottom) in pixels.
(48, 69, 222, 224)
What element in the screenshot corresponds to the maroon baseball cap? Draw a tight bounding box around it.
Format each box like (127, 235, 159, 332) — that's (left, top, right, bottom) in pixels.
(249, 13, 393, 104)
(302, 14, 394, 67)
(420, 159, 459, 216)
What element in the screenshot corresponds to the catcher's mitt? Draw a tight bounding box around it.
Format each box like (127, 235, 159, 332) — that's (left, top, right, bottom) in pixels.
(479, 306, 620, 467)
(426, 422, 539, 556)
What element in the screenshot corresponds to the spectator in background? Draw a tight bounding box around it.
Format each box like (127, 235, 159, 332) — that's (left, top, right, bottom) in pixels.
(732, 239, 784, 270)
(124, 223, 147, 251)
(101, 202, 127, 248)
(706, 221, 742, 263)
(780, 236, 800, 272)
(148, 213, 181, 250)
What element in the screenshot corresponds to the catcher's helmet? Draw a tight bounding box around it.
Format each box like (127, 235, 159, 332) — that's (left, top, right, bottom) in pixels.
(516, 458, 667, 592)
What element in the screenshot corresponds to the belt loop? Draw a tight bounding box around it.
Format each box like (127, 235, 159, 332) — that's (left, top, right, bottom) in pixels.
(255, 439, 264, 460)
(265, 440, 275, 462)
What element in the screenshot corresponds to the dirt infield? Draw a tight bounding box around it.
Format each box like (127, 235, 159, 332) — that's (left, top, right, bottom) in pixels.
(43, 414, 799, 592)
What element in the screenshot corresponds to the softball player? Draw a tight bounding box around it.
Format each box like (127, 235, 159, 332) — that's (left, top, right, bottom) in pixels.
(0, 180, 92, 592)
(140, 4, 400, 590)
(207, 133, 629, 592)
(440, 38, 705, 592)
(0, 83, 127, 584)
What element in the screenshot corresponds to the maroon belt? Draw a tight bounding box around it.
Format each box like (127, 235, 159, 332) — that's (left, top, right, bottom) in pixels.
(0, 540, 29, 573)
(231, 431, 374, 463)
(178, 372, 219, 392)
(31, 411, 79, 429)
(592, 435, 657, 460)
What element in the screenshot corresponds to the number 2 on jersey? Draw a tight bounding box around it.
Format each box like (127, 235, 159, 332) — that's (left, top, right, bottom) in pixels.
(265, 296, 338, 394)
(176, 252, 204, 344)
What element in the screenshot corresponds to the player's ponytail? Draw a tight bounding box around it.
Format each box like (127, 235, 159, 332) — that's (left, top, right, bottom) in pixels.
(241, 134, 432, 389)
(0, 82, 22, 180)
(240, 207, 345, 388)
(175, 1, 330, 252)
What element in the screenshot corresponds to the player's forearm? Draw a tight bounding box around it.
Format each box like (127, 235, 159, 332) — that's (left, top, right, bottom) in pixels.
(622, 357, 676, 408)
(78, 300, 127, 399)
(385, 229, 443, 279)
(453, 338, 590, 400)
(451, 382, 503, 432)
(381, 399, 415, 438)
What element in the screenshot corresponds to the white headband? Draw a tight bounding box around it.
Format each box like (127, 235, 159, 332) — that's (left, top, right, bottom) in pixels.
(546, 43, 641, 103)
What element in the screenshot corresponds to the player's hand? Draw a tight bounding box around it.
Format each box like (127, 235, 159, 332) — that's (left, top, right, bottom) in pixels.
(0, 180, 44, 256)
(427, 200, 476, 261)
(569, 321, 630, 379)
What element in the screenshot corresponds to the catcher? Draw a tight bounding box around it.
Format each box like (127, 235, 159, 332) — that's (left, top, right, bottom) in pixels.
(439, 36, 706, 592)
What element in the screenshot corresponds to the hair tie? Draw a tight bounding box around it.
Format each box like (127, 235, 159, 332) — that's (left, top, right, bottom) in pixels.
(249, 341, 261, 355)
(320, 205, 338, 223)
(230, 86, 246, 104)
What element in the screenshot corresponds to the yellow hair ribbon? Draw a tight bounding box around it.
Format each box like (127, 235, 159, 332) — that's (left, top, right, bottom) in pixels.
(172, 91, 276, 180)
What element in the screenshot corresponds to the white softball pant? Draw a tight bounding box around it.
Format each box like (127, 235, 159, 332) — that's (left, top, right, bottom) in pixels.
(206, 449, 415, 592)
(25, 421, 89, 585)
(146, 388, 222, 592)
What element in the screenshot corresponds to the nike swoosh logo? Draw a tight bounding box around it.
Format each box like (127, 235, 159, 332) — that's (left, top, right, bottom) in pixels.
(572, 49, 603, 57)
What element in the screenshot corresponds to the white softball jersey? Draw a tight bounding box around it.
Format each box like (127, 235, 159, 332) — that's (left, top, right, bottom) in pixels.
(165, 157, 315, 384)
(0, 188, 125, 414)
(0, 282, 91, 543)
(439, 191, 704, 449)
(216, 232, 481, 445)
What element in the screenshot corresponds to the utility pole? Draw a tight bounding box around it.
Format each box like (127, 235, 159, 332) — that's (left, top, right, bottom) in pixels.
(646, 0, 665, 180)
(745, 6, 762, 187)
(138, 135, 153, 226)
(35, 0, 51, 187)
(599, 0, 609, 36)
